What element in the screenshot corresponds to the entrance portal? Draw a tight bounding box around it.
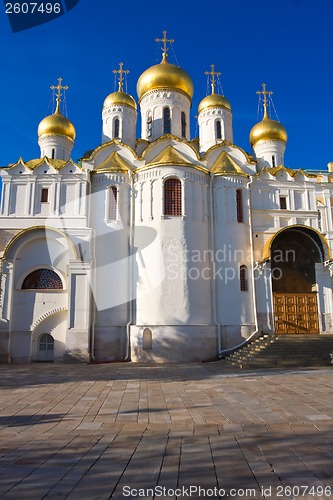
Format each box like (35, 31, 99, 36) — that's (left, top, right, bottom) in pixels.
(37, 333, 54, 361)
(271, 227, 323, 335)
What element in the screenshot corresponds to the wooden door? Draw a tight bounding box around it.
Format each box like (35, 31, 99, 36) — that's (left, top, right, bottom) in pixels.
(274, 293, 319, 334)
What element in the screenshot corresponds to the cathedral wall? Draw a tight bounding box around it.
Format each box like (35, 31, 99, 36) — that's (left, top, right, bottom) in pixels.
(90, 173, 132, 360)
(198, 107, 233, 152)
(213, 177, 256, 347)
(130, 325, 217, 362)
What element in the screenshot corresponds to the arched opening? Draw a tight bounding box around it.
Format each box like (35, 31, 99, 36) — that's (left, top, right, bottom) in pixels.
(240, 265, 248, 291)
(164, 178, 182, 216)
(114, 118, 120, 139)
(271, 227, 324, 334)
(163, 107, 171, 134)
(181, 111, 186, 138)
(143, 328, 152, 350)
(37, 333, 54, 362)
(22, 269, 63, 290)
(215, 119, 222, 140)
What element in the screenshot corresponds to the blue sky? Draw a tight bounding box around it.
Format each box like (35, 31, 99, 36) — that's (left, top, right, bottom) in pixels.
(0, 0, 332, 170)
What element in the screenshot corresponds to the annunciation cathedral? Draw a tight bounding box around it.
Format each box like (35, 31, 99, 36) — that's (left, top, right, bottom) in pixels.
(1, 33, 333, 363)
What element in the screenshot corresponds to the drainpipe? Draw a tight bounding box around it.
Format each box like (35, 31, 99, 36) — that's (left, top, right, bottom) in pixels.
(125, 170, 135, 361)
(87, 175, 96, 362)
(209, 172, 221, 355)
(219, 176, 260, 358)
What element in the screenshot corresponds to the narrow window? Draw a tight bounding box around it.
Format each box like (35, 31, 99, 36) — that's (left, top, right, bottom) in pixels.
(236, 189, 244, 222)
(279, 196, 287, 210)
(164, 178, 182, 216)
(147, 111, 153, 137)
(163, 107, 171, 134)
(272, 155, 276, 168)
(114, 118, 120, 138)
(51, 148, 55, 159)
(181, 111, 186, 138)
(216, 120, 222, 140)
(109, 186, 118, 220)
(41, 188, 49, 203)
(240, 265, 248, 292)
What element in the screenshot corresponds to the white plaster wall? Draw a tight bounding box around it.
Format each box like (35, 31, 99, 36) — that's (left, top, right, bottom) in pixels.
(134, 167, 212, 330)
(38, 134, 74, 161)
(213, 177, 255, 347)
(139, 90, 191, 141)
(253, 139, 286, 169)
(90, 172, 132, 360)
(102, 105, 137, 148)
(198, 107, 233, 152)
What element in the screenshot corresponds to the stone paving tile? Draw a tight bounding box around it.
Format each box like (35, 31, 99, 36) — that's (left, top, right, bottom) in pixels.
(0, 364, 333, 498)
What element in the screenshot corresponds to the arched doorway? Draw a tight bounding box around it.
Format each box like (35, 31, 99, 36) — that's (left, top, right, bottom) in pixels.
(37, 334, 54, 362)
(271, 227, 325, 334)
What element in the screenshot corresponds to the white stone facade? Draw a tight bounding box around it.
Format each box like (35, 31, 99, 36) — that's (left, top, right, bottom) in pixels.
(1, 58, 333, 364)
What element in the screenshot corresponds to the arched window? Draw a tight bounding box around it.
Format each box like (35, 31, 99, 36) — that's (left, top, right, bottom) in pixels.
(109, 186, 118, 220)
(272, 155, 276, 168)
(236, 189, 244, 223)
(163, 107, 171, 134)
(114, 118, 120, 138)
(181, 111, 186, 138)
(147, 111, 153, 137)
(22, 269, 63, 290)
(51, 148, 55, 159)
(216, 120, 222, 140)
(240, 265, 248, 292)
(164, 178, 182, 216)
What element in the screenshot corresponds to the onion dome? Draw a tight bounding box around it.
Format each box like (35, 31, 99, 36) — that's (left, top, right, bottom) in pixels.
(249, 108, 287, 146)
(38, 102, 76, 141)
(198, 92, 231, 114)
(103, 90, 137, 110)
(137, 53, 194, 101)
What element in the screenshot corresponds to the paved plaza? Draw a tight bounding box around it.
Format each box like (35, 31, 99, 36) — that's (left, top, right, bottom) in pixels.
(0, 362, 332, 499)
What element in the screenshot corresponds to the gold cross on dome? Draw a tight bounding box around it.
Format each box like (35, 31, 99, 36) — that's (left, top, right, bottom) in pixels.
(205, 64, 221, 94)
(50, 77, 68, 105)
(155, 30, 174, 56)
(112, 62, 129, 92)
(256, 83, 273, 112)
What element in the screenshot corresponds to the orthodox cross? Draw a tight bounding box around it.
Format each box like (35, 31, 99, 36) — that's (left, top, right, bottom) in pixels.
(50, 77, 68, 108)
(155, 30, 174, 56)
(256, 83, 273, 115)
(205, 64, 221, 94)
(113, 62, 129, 92)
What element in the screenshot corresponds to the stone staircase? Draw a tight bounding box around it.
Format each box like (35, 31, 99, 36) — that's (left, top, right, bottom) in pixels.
(225, 334, 333, 369)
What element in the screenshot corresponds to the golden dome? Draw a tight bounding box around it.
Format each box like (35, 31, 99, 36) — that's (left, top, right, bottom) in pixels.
(137, 53, 194, 100)
(103, 90, 137, 110)
(198, 92, 231, 114)
(38, 105, 76, 141)
(250, 110, 287, 146)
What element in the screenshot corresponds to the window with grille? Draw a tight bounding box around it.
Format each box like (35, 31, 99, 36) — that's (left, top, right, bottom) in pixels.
(164, 178, 182, 216)
(181, 111, 186, 138)
(41, 188, 49, 203)
(22, 269, 63, 290)
(216, 120, 222, 140)
(279, 196, 287, 209)
(163, 107, 171, 134)
(240, 265, 248, 292)
(236, 189, 244, 222)
(147, 111, 153, 137)
(109, 186, 118, 220)
(114, 118, 120, 138)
